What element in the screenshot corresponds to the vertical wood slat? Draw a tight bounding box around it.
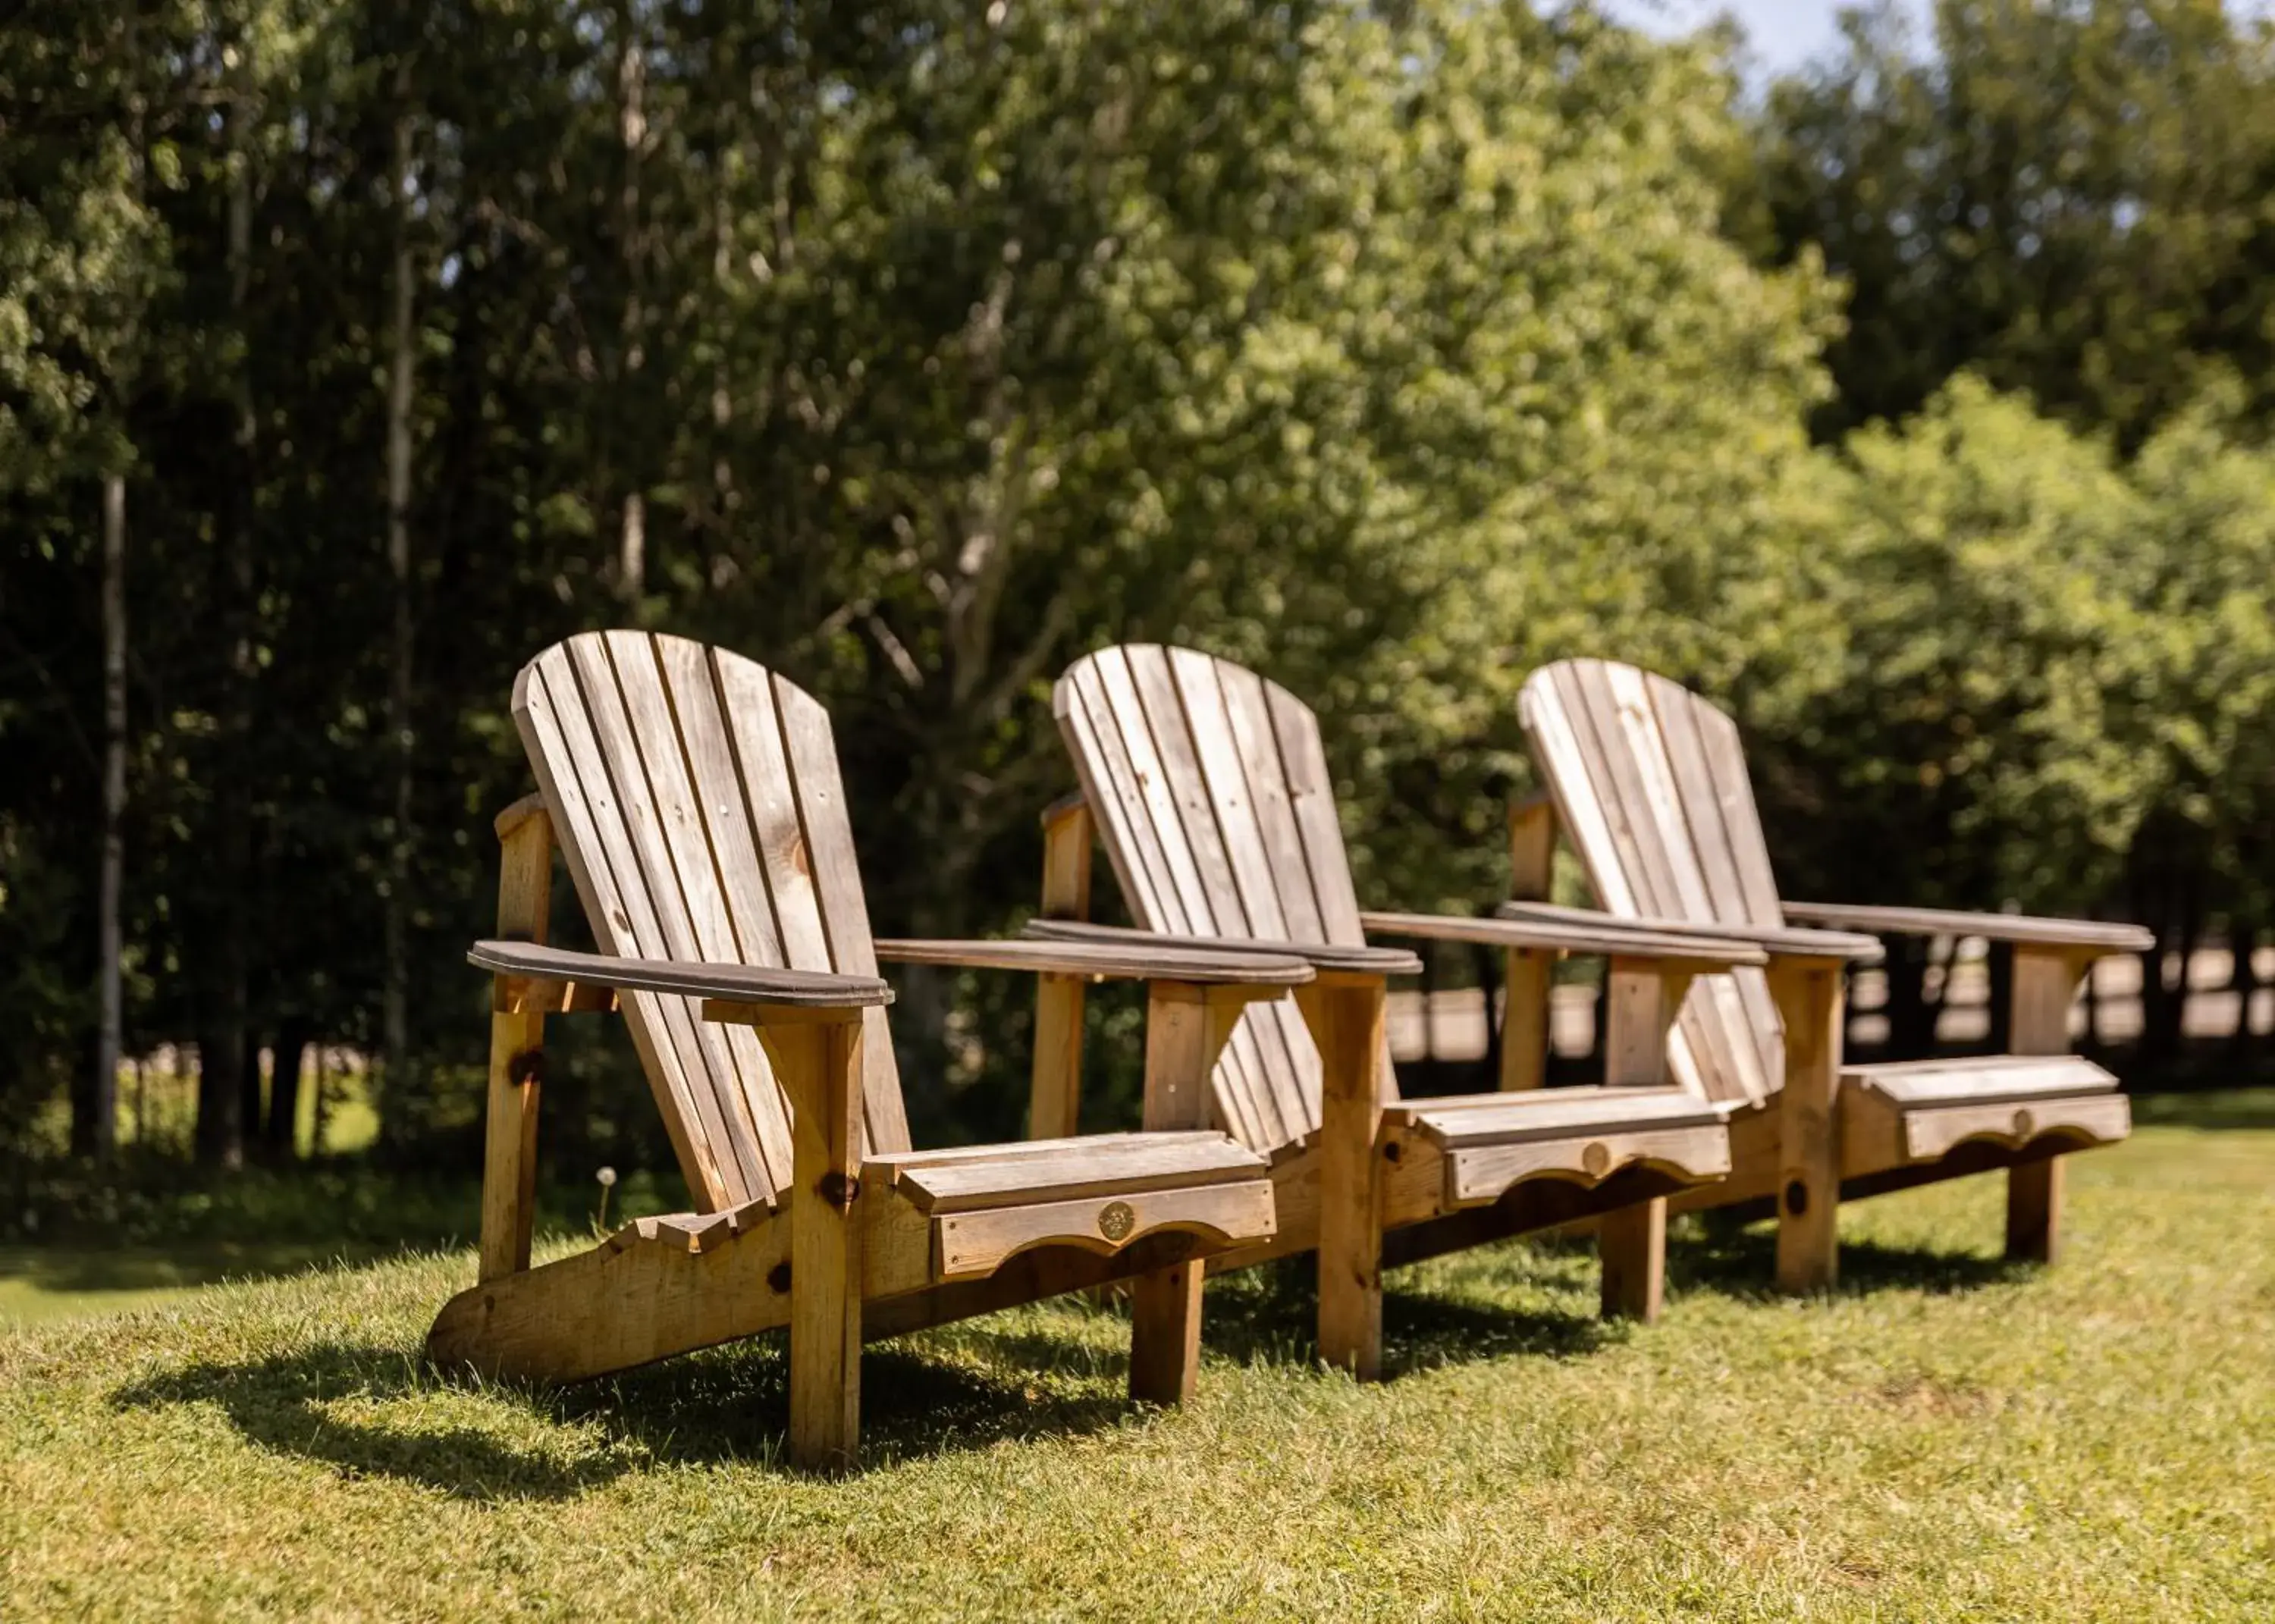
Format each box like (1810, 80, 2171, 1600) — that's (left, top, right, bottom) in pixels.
(654, 638, 797, 1191)
(1646, 672, 1787, 1088)
(1596, 662, 1772, 1104)
(1055, 646, 1426, 1154)
(1218, 663, 1327, 943)
(714, 650, 908, 1156)
(1265, 676, 1366, 946)
(1264, 669, 1380, 1123)
(568, 636, 766, 1203)
(773, 677, 911, 1155)
(1530, 664, 1729, 1100)
(513, 632, 924, 1213)
(1565, 660, 1738, 1101)
(1092, 648, 1221, 935)
(1133, 647, 1310, 1143)
(516, 654, 733, 1208)
(1060, 654, 1280, 1149)
(604, 632, 791, 1193)
(1058, 662, 1191, 934)
(1173, 652, 1326, 1142)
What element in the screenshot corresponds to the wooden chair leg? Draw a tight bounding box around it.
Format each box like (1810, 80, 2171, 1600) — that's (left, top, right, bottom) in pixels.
(1599, 1196, 1666, 1321)
(480, 799, 552, 1284)
(2006, 1156, 2063, 1264)
(1127, 981, 1244, 1405)
(1300, 977, 1389, 1381)
(1128, 1263, 1204, 1406)
(1769, 959, 1844, 1294)
(479, 1011, 545, 1283)
(765, 1019, 866, 1474)
(2006, 946, 2080, 1267)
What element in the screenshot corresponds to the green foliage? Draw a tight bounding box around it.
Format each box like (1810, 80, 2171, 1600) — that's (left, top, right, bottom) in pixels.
(2, 0, 2270, 1163)
(1752, 0, 2275, 445)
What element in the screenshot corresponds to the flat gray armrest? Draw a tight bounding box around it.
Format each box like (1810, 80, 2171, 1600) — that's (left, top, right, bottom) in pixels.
(470, 940, 894, 1007)
(1021, 918, 1420, 977)
(876, 935, 1313, 987)
(1781, 901, 2154, 954)
(1492, 901, 1878, 964)
(1371, 907, 1771, 970)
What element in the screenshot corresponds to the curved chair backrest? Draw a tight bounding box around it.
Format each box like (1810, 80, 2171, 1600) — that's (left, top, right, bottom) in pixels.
(1054, 644, 1394, 1155)
(1517, 658, 1785, 1105)
(513, 631, 910, 1212)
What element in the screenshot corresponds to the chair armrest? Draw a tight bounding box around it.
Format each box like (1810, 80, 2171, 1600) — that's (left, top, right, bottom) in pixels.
(1492, 901, 1880, 964)
(469, 940, 893, 1008)
(875, 936, 1313, 987)
(1021, 918, 1420, 977)
(1780, 901, 2154, 955)
(1370, 907, 1771, 970)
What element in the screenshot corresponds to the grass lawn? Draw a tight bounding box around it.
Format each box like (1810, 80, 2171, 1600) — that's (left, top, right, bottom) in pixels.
(3, 1098, 2270, 1621)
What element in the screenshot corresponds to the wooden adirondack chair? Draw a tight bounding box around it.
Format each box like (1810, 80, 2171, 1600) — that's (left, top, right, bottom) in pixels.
(426, 631, 1320, 1471)
(1025, 644, 1759, 1379)
(1511, 657, 2153, 1292)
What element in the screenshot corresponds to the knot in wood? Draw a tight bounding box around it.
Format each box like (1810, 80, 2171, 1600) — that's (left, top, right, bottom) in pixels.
(767, 1262, 792, 1293)
(1783, 1178, 1809, 1218)
(816, 1171, 860, 1210)
(509, 1049, 547, 1088)
(2010, 1108, 2035, 1140)
(1580, 1141, 1611, 1178)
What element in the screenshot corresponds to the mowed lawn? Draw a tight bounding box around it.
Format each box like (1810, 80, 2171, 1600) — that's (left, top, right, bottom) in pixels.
(4, 1099, 2270, 1622)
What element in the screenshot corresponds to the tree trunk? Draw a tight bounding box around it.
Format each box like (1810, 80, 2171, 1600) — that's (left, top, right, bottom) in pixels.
(380, 83, 419, 1130)
(193, 1025, 243, 1168)
(199, 27, 259, 1172)
(1881, 933, 1941, 1061)
(612, 4, 648, 604)
(268, 1017, 312, 1156)
(86, 472, 127, 1158)
(239, 1033, 265, 1155)
(2142, 881, 2200, 1068)
(2229, 922, 2261, 1066)
(1984, 940, 2014, 1058)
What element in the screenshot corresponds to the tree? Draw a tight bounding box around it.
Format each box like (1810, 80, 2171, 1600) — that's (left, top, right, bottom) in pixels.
(1753, 0, 2275, 445)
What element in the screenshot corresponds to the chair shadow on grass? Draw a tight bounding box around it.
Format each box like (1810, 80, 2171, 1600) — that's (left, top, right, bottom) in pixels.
(106, 1248, 1620, 1497)
(1666, 1212, 2033, 1300)
(109, 1328, 1134, 1500)
(1195, 1252, 1618, 1377)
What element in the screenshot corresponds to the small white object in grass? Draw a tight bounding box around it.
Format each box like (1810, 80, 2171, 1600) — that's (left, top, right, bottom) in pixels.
(597, 1166, 617, 1187)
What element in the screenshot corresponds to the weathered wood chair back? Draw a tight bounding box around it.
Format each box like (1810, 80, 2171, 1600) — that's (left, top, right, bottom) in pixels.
(514, 631, 911, 1213)
(1517, 659, 1787, 1106)
(1054, 644, 1395, 1155)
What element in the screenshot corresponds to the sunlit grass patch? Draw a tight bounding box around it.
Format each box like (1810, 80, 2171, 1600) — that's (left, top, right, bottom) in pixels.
(2, 1108, 2270, 1620)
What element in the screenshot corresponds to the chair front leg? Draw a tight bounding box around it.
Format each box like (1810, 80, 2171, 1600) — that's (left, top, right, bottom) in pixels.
(1596, 955, 1690, 1321)
(1297, 974, 1389, 1380)
(481, 799, 553, 1284)
(1768, 958, 1846, 1294)
(2005, 945, 2087, 1264)
(1127, 980, 1248, 1406)
(763, 1016, 868, 1474)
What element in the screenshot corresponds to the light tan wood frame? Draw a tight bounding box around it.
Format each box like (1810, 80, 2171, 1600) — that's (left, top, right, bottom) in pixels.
(429, 632, 1326, 1475)
(1031, 645, 1767, 1381)
(1511, 657, 2151, 1293)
